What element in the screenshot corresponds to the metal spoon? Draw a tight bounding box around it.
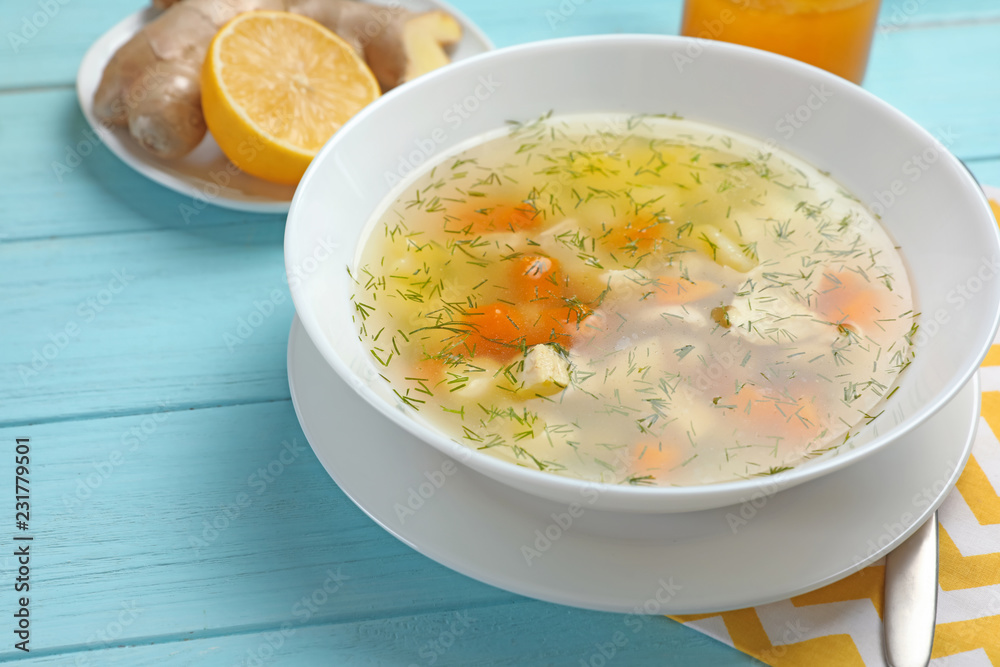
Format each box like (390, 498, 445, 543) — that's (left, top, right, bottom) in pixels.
(883, 512, 939, 667)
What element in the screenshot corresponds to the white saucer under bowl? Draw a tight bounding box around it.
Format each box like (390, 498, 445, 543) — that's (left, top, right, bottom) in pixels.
(76, 1, 494, 213)
(287, 316, 978, 614)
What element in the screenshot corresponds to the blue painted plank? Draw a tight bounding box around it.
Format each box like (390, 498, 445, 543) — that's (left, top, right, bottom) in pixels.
(8, 602, 761, 666)
(456, 0, 681, 47)
(0, 0, 145, 89)
(969, 158, 1000, 188)
(2, 0, 999, 90)
(0, 222, 292, 425)
(5, 602, 763, 667)
(0, 401, 516, 657)
(877, 0, 1000, 28)
(866, 22, 1000, 161)
(0, 89, 283, 242)
(0, 401, 760, 666)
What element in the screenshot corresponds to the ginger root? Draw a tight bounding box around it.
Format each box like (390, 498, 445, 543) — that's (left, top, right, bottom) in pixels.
(95, 0, 461, 159)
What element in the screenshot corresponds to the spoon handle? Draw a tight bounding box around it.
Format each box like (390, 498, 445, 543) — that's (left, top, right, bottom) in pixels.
(883, 512, 939, 667)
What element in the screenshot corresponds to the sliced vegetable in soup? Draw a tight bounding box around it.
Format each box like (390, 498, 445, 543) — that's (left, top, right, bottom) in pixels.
(350, 113, 916, 486)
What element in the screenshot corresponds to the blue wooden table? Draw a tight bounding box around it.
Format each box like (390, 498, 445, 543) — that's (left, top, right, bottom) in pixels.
(1, 1, 998, 664)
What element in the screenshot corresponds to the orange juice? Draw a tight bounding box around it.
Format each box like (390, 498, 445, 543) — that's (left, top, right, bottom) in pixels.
(681, 0, 882, 84)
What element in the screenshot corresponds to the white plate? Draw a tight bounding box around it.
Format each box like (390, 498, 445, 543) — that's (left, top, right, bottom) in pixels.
(75, 2, 494, 213)
(288, 316, 979, 614)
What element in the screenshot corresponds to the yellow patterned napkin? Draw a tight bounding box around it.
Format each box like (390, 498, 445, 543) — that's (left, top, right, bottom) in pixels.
(670, 191, 1000, 666)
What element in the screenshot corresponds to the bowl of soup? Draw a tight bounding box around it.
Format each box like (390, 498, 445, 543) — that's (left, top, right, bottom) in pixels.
(285, 35, 1000, 513)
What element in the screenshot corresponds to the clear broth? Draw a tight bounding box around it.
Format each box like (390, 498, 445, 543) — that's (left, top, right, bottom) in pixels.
(351, 113, 915, 486)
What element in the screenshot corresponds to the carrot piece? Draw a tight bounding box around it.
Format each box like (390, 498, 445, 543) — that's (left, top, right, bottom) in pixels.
(460, 302, 524, 359)
(459, 302, 570, 360)
(654, 276, 718, 305)
(632, 439, 681, 473)
(412, 357, 447, 381)
(815, 270, 887, 330)
(509, 255, 562, 302)
(737, 385, 821, 436)
(566, 307, 606, 346)
(526, 307, 572, 348)
(453, 200, 542, 234)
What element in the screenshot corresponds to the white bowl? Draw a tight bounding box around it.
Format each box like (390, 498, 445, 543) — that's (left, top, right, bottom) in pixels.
(285, 35, 1000, 513)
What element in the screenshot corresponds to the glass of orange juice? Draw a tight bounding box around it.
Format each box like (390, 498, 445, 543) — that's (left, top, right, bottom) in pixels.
(681, 0, 882, 84)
